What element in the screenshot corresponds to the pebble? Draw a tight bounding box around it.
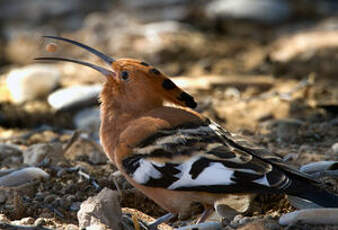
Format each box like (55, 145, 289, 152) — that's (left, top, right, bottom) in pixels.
(0, 168, 17, 177)
(66, 224, 79, 230)
(0, 143, 23, 160)
(35, 192, 48, 202)
(73, 107, 101, 133)
(215, 204, 237, 222)
(23, 143, 63, 166)
(77, 188, 121, 230)
(0, 192, 7, 204)
(237, 221, 266, 230)
(121, 1, 191, 22)
(6, 64, 60, 104)
(88, 150, 108, 165)
(332, 143, 338, 154)
(287, 195, 321, 210)
(44, 194, 57, 203)
(139, 21, 188, 41)
(70, 202, 81, 211)
(0, 167, 49, 187)
(215, 194, 252, 214)
(60, 195, 74, 209)
(86, 224, 107, 230)
(34, 218, 46, 226)
(215, 194, 253, 224)
(57, 168, 67, 177)
(0, 214, 9, 223)
(65, 194, 76, 202)
(64, 184, 77, 194)
(238, 216, 258, 226)
(275, 119, 304, 143)
(12, 217, 35, 225)
(279, 208, 338, 225)
(177, 222, 222, 230)
(206, 0, 290, 24)
(300, 161, 338, 174)
(48, 85, 102, 111)
(232, 214, 244, 224)
(224, 87, 240, 99)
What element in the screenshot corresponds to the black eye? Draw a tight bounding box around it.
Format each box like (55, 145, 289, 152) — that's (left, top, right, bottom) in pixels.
(121, 71, 129, 80)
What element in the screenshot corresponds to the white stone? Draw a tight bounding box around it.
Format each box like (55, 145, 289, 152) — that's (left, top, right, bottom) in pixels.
(23, 143, 63, 166)
(332, 143, 338, 154)
(78, 188, 121, 230)
(279, 209, 338, 225)
(0, 214, 9, 223)
(206, 0, 290, 24)
(0, 167, 49, 187)
(0, 143, 22, 160)
(48, 85, 102, 111)
(65, 224, 79, 230)
(86, 224, 107, 230)
(6, 64, 60, 103)
(88, 150, 108, 165)
(300, 161, 338, 174)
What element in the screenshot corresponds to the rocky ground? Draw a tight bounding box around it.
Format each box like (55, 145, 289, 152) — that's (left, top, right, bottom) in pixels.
(0, 0, 338, 229)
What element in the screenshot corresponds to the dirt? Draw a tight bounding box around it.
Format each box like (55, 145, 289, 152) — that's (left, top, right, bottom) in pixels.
(0, 15, 338, 230)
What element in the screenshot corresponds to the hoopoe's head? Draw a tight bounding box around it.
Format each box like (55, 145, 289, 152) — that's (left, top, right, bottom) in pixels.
(36, 36, 197, 114)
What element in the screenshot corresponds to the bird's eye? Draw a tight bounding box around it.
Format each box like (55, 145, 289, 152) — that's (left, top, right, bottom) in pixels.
(121, 71, 129, 81)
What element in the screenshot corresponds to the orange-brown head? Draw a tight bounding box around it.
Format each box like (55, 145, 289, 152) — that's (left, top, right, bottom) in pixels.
(35, 36, 197, 115)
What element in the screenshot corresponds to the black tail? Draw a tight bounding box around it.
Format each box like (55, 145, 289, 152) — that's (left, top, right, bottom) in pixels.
(284, 178, 338, 208)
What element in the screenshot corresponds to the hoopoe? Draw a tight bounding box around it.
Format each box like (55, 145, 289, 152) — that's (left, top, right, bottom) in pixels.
(36, 36, 338, 223)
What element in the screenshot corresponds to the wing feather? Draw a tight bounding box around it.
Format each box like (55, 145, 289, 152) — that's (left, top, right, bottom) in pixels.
(122, 121, 294, 193)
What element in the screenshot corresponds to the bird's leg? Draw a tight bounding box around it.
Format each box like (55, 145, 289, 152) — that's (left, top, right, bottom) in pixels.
(148, 213, 176, 230)
(196, 206, 214, 224)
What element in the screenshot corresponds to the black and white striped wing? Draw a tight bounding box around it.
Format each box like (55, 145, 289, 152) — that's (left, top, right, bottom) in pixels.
(122, 121, 292, 194)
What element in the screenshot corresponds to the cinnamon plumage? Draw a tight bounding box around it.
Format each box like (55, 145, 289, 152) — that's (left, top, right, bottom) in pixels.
(36, 36, 338, 222)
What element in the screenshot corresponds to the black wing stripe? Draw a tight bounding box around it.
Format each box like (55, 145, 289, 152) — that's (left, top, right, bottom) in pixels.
(189, 157, 211, 179)
(124, 120, 297, 193)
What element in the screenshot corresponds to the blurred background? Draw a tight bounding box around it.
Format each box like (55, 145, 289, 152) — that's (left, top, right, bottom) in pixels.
(0, 0, 338, 229)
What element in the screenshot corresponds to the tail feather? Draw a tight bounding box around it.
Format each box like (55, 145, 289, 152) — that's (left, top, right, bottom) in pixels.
(284, 179, 338, 208)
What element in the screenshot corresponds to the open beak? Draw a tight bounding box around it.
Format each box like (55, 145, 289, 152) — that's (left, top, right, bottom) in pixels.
(35, 36, 115, 77)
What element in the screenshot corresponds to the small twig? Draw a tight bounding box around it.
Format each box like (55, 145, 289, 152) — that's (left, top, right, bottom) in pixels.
(61, 130, 81, 154)
(78, 169, 101, 191)
(13, 192, 24, 220)
(112, 170, 122, 196)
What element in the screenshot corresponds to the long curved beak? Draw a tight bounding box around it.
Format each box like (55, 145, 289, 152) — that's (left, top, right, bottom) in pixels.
(35, 36, 115, 77)
(34, 57, 115, 77)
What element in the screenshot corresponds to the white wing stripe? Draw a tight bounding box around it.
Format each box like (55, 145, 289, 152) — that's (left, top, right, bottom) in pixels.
(168, 157, 235, 189)
(133, 159, 163, 184)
